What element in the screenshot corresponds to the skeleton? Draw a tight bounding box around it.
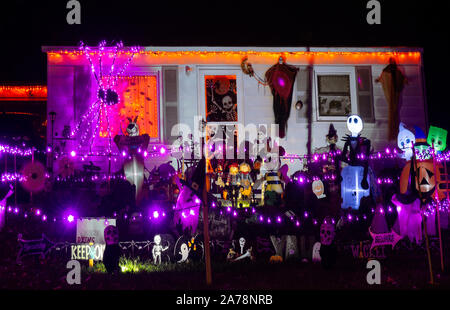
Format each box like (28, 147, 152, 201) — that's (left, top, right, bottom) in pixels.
(104, 225, 119, 245)
(210, 83, 237, 121)
(238, 237, 246, 255)
(152, 234, 169, 265)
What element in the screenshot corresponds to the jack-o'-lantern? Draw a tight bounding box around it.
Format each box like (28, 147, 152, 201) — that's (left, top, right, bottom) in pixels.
(400, 159, 448, 200)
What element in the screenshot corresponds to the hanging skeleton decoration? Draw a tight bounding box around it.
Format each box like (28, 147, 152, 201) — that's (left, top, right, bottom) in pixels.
(341, 115, 371, 189)
(265, 57, 299, 139)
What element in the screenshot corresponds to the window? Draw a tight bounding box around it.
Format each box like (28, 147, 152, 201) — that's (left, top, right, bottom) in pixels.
(313, 66, 358, 121)
(355, 66, 375, 122)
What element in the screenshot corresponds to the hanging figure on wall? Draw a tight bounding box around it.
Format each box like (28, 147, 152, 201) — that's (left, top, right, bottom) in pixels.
(265, 56, 299, 139)
(376, 57, 408, 142)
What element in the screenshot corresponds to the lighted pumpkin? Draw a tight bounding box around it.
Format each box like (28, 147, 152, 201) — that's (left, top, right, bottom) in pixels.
(269, 255, 283, 263)
(312, 179, 326, 199)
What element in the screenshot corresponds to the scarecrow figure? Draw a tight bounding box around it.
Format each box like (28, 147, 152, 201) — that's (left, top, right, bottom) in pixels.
(376, 58, 407, 141)
(239, 162, 253, 200)
(265, 57, 299, 138)
(226, 163, 241, 207)
(341, 115, 371, 189)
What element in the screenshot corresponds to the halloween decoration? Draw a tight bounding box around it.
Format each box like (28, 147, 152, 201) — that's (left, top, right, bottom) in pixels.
(16, 233, 55, 264)
(126, 116, 140, 137)
(262, 154, 284, 206)
(265, 58, 299, 138)
(174, 158, 206, 234)
(229, 237, 255, 262)
(20, 161, 46, 193)
(312, 179, 326, 199)
(102, 225, 121, 273)
(319, 218, 337, 269)
(427, 125, 447, 153)
(397, 123, 415, 161)
(376, 58, 407, 141)
(370, 204, 389, 234)
(284, 235, 299, 260)
(174, 234, 204, 263)
(341, 114, 371, 190)
(368, 227, 403, 252)
(391, 194, 422, 244)
(312, 242, 321, 263)
(341, 165, 370, 209)
(206, 76, 238, 122)
(269, 255, 283, 263)
(239, 162, 253, 199)
(226, 163, 241, 206)
(152, 234, 169, 265)
(414, 126, 431, 160)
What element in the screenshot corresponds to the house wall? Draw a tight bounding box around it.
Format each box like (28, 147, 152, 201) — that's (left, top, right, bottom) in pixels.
(45, 48, 426, 176)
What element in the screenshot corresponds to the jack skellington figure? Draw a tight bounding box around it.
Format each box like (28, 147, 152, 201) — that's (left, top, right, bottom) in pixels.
(341, 115, 371, 189)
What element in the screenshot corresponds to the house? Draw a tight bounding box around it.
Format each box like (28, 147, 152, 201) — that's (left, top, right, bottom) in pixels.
(42, 46, 426, 175)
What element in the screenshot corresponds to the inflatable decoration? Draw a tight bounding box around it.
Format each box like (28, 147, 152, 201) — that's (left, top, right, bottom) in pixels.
(413, 126, 431, 160)
(427, 125, 447, 153)
(397, 123, 415, 161)
(312, 179, 326, 199)
(341, 166, 370, 209)
(391, 194, 422, 244)
(341, 115, 371, 190)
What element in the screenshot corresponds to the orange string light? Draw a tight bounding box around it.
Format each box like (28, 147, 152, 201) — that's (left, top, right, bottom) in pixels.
(0, 86, 47, 101)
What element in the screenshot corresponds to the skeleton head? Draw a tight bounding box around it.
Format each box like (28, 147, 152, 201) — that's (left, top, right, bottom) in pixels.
(320, 220, 336, 246)
(222, 95, 234, 111)
(239, 237, 246, 249)
(154, 234, 161, 245)
(347, 115, 363, 137)
(104, 225, 119, 245)
(126, 116, 139, 136)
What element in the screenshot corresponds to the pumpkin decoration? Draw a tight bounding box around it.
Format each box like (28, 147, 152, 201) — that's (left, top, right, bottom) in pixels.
(400, 159, 448, 201)
(312, 179, 326, 199)
(269, 255, 283, 263)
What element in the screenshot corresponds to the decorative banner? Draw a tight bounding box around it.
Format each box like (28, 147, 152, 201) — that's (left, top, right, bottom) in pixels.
(368, 227, 403, 251)
(70, 243, 106, 261)
(17, 233, 55, 264)
(348, 241, 386, 259)
(341, 165, 370, 209)
(76, 218, 116, 244)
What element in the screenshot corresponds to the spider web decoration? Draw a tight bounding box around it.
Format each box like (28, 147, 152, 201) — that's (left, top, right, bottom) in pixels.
(71, 41, 140, 154)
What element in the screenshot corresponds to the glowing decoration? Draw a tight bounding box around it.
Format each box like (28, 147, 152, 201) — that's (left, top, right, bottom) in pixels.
(20, 161, 46, 193)
(152, 234, 169, 265)
(397, 123, 415, 161)
(340, 166, 370, 209)
(174, 235, 204, 263)
(368, 227, 403, 252)
(0, 85, 47, 101)
(391, 194, 422, 244)
(414, 126, 431, 160)
(16, 233, 55, 264)
(427, 125, 447, 153)
(269, 255, 283, 263)
(319, 220, 335, 246)
(123, 156, 145, 201)
(71, 41, 140, 152)
(312, 179, 326, 199)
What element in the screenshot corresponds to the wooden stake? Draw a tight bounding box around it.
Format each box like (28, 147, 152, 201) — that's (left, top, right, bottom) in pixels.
(431, 143, 444, 271)
(412, 144, 434, 284)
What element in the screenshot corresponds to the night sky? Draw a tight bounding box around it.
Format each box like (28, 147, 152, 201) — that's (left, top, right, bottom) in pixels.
(0, 0, 448, 131)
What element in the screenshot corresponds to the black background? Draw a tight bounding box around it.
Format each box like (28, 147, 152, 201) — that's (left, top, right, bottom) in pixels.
(0, 0, 448, 131)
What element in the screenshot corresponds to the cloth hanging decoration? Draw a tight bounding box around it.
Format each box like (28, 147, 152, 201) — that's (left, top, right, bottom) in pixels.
(265, 59, 299, 138)
(376, 58, 407, 141)
(391, 194, 422, 244)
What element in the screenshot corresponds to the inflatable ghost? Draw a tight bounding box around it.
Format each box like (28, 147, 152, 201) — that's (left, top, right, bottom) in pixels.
(397, 123, 415, 161)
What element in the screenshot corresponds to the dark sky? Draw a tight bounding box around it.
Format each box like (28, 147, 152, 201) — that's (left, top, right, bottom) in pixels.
(0, 0, 448, 131)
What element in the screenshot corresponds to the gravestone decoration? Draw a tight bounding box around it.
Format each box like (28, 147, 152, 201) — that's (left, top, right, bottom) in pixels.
(284, 235, 299, 260)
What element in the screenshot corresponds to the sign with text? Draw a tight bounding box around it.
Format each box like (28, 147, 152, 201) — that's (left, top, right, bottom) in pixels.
(71, 243, 106, 261)
(76, 218, 116, 244)
(369, 228, 402, 251)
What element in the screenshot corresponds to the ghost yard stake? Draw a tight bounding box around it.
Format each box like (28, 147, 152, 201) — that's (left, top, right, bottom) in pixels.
(412, 143, 434, 285)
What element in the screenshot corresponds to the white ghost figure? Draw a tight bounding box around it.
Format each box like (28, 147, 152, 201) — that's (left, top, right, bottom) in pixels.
(397, 123, 415, 161)
(346, 115, 363, 137)
(178, 243, 190, 263)
(312, 242, 322, 263)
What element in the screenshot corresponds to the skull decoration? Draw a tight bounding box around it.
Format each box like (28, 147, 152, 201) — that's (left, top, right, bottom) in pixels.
(104, 225, 119, 245)
(347, 115, 363, 137)
(320, 219, 335, 246)
(238, 237, 246, 254)
(126, 116, 139, 137)
(222, 95, 234, 111)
